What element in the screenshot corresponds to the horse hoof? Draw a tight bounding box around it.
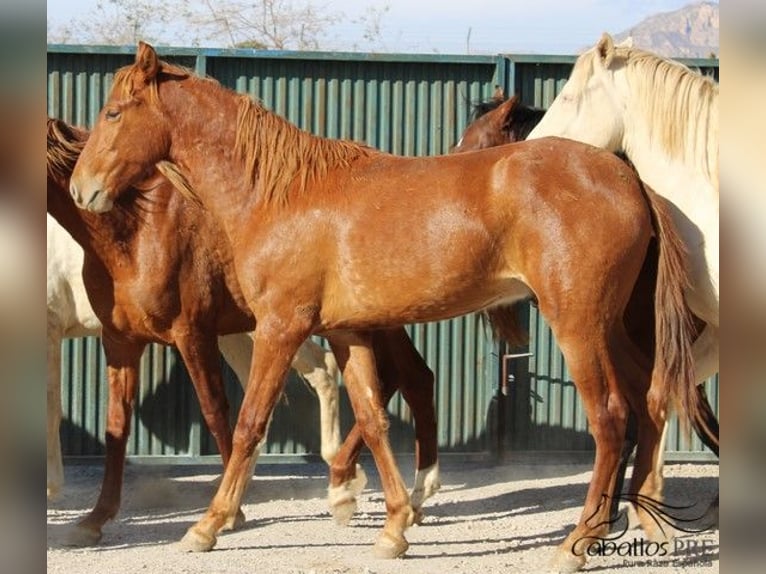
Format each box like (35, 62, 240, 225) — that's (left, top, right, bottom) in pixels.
(63, 524, 102, 547)
(220, 509, 246, 532)
(330, 497, 357, 526)
(328, 464, 367, 526)
(47, 485, 61, 502)
(178, 527, 216, 552)
(373, 532, 408, 559)
(549, 548, 585, 573)
(410, 508, 425, 526)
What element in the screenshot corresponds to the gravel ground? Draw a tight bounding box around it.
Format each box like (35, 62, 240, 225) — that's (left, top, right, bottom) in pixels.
(47, 456, 718, 573)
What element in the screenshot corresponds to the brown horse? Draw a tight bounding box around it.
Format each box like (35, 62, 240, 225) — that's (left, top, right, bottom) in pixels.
(69, 43, 699, 572)
(47, 117, 440, 545)
(453, 92, 720, 523)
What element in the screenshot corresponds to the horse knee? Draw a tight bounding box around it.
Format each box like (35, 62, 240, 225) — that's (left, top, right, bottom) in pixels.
(355, 406, 390, 444)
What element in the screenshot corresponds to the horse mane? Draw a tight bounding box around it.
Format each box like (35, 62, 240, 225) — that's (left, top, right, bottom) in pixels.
(602, 44, 719, 186)
(470, 97, 546, 142)
(47, 117, 87, 182)
(470, 98, 502, 120)
(154, 160, 202, 207)
(235, 97, 374, 206)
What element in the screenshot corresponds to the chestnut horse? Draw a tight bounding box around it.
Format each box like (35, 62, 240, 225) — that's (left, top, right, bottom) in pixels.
(453, 91, 720, 524)
(70, 43, 699, 572)
(48, 117, 440, 544)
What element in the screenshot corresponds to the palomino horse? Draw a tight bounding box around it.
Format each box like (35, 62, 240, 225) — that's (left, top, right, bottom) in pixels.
(527, 33, 720, 386)
(69, 43, 699, 572)
(453, 91, 720, 524)
(47, 214, 101, 500)
(48, 117, 440, 544)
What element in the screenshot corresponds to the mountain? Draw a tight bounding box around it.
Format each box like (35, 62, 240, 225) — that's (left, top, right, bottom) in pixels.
(613, 1, 719, 58)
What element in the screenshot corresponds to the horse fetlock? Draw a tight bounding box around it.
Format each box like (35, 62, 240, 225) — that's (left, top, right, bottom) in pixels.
(219, 508, 246, 532)
(412, 463, 441, 503)
(328, 466, 367, 525)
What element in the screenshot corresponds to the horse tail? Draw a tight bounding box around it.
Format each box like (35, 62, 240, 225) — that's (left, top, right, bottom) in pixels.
(641, 183, 699, 439)
(483, 304, 529, 348)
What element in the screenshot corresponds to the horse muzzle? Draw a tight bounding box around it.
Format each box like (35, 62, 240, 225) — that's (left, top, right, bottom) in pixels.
(70, 179, 114, 213)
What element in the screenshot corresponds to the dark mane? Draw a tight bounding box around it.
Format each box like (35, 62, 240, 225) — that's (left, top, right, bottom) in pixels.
(470, 97, 546, 142)
(470, 98, 503, 120)
(47, 117, 88, 182)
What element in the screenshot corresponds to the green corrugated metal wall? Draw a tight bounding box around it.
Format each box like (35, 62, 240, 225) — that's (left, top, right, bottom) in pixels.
(47, 45, 719, 460)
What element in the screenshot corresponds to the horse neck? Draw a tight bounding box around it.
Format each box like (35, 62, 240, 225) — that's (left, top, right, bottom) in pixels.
(163, 81, 259, 239)
(622, 117, 719, 216)
(619, 66, 719, 199)
(47, 175, 137, 267)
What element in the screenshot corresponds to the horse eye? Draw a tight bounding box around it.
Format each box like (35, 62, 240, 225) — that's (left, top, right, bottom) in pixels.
(105, 108, 121, 121)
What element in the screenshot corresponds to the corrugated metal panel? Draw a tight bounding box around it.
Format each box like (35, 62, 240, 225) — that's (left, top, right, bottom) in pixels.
(205, 55, 497, 154)
(504, 306, 719, 456)
(61, 338, 196, 456)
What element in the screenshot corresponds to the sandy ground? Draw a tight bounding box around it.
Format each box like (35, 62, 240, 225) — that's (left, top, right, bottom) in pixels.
(47, 456, 718, 573)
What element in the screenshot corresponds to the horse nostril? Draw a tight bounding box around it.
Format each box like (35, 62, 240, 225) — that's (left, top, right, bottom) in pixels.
(69, 183, 78, 201)
(86, 190, 102, 209)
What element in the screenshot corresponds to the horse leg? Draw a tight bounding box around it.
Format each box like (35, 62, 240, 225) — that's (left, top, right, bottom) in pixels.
(216, 333, 253, 388)
(327, 328, 438, 526)
(547, 325, 631, 573)
(176, 333, 245, 532)
(326, 331, 414, 558)
(290, 339, 341, 465)
(46, 324, 64, 501)
(691, 384, 719, 527)
(325, 333, 404, 526)
(377, 329, 439, 524)
(179, 318, 310, 552)
(219, 332, 342, 467)
(610, 410, 638, 525)
(65, 336, 143, 546)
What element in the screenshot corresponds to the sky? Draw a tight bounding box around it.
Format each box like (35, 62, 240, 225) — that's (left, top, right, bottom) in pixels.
(46, 0, 714, 55)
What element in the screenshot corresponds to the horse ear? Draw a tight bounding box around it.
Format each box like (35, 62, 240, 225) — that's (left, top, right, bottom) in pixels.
(493, 85, 505, 102)
(596, 32, 616, 68)
(617, 36, 634, 49)
(136, 41, 160, 81)
(497, 95, 519, 127)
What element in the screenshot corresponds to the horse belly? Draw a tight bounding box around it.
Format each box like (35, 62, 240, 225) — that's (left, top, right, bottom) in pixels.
(321, 235, 528, 328)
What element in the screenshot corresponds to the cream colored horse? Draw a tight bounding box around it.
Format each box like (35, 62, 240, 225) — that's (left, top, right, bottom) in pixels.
(528, 33, 719, 384)
(47, 214, 341, 501)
